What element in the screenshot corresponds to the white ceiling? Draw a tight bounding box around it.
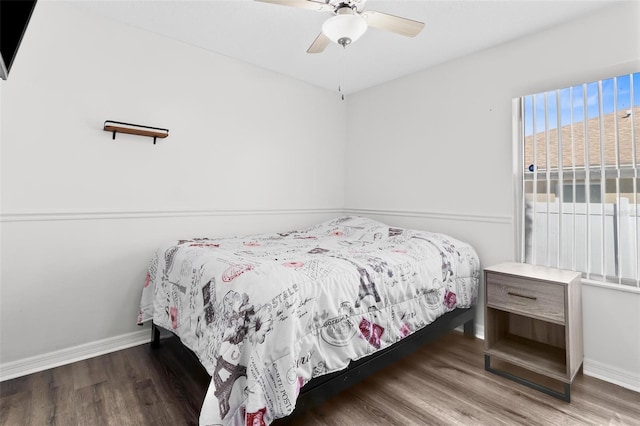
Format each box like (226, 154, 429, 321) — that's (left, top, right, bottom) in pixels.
(69, 0, 616, 95)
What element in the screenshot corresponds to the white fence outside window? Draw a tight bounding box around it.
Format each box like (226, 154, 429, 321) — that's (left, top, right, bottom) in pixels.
(525, 199, 638, 285)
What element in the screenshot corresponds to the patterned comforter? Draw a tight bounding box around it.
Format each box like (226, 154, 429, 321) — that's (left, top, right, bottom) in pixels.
(137, 216, 479, 426)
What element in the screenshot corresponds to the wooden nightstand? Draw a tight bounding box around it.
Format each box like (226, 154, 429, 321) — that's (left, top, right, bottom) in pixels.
(483, 262, 583, 401)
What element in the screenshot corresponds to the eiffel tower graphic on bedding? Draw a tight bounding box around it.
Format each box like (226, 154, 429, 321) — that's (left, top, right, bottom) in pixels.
(213, 355, 247, 418)
(333, 256, 382, 308)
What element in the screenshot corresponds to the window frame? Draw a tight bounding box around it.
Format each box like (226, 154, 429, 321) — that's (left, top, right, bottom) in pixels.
(513, 73, 639, 290)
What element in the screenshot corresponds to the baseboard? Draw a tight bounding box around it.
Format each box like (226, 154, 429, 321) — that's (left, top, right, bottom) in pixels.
(0, 329, 150, 381)
(454, 323, 485, 340)
(583, 358, 640, 393)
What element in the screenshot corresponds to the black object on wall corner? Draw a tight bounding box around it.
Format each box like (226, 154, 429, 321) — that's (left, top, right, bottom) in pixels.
(1, 0, 38, 80)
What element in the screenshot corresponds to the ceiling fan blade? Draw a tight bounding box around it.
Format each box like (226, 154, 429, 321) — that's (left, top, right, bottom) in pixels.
(307, 32, 330, 54)
(361, 10, 425, 37)
(255, 0, 333, 12)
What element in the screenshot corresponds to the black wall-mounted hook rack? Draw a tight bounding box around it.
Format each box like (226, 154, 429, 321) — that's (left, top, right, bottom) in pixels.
(103, 120, 169, 144)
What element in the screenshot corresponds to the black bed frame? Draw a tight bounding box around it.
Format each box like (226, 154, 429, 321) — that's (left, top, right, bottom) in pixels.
(150, 306, 475, 418)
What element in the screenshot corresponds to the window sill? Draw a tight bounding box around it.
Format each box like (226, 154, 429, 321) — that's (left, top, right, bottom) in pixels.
(581, 278, 640, 294)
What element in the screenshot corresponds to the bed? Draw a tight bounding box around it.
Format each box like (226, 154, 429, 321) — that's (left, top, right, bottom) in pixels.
(137, 216, 479, 426)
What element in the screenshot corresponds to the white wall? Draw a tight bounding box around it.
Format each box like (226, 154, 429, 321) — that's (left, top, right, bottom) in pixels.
(345, 2, 640, 391)
(2, 0, 639, 393)
(0, 1, 346, 374)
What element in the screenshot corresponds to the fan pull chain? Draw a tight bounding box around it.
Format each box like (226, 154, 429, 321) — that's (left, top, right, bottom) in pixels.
(338, 44, 346, 101)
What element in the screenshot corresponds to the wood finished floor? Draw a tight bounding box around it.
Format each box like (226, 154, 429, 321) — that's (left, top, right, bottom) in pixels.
(1, 331, 638, 425)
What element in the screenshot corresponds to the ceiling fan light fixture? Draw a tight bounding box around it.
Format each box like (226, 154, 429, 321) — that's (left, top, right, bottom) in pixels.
(322, 11, 367, 46)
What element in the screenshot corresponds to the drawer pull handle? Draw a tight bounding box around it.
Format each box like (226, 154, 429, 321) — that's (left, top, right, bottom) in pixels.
(507, 291, 537, 300)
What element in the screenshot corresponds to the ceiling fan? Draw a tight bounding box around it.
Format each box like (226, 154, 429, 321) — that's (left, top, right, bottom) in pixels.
(255, 0, 425, 53)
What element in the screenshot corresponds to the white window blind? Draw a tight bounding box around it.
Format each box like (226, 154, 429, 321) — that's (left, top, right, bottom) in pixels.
(520, 72, 639, 287)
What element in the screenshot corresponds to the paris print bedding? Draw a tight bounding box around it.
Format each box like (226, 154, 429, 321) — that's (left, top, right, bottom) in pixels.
(137, 216, 479, 426)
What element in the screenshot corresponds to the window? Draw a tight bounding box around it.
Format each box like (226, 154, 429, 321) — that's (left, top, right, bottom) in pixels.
(518, 72, 639, 287)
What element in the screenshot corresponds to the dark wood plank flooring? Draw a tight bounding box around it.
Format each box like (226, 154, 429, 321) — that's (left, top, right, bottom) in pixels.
(1, 332, 638, 425)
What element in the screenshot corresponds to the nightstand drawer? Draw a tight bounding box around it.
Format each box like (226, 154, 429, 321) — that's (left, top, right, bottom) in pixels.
(486, 272, 565, 323)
